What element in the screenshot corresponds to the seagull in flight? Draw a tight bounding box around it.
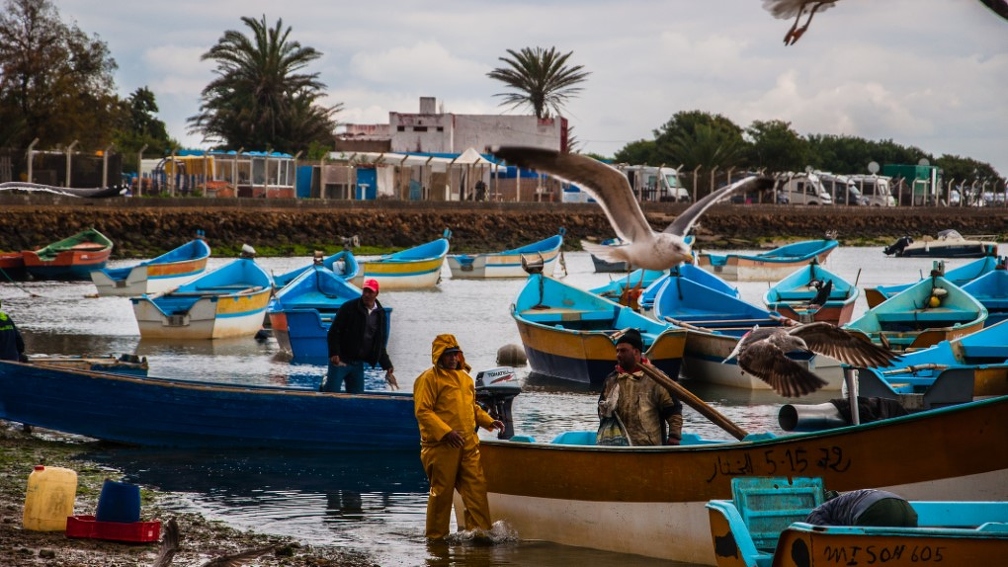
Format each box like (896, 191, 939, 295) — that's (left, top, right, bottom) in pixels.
(724, 321, 899, 397)
(764, 0, 1008, 46)
(490, 146, 774, 271)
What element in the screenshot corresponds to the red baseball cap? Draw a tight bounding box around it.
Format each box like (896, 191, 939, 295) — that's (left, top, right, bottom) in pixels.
(362, 278, 380, 293)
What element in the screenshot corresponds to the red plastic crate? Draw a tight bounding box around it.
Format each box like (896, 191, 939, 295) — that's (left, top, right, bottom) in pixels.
(65, 515, 161, 543)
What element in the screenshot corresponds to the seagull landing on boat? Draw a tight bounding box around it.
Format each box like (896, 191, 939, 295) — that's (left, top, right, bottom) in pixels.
(490, 146, 774, 271)
(723, 322, 899, 398)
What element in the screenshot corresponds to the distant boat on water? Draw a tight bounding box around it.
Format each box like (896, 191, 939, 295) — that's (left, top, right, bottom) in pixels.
(695, 239, 839, 282)
(90, 234, 211, 296)
(21, 227, 114, 281)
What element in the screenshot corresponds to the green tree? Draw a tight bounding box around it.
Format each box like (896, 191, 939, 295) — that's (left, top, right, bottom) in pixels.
(487, 46, 590, 120)
(112, 87, 177, 170)
(188, 15, 339, 153)
(0, 0, 119, 150)
(745, 119, 809, 173)
(652, 111, 746, 192)
(613, 139, 661, 165)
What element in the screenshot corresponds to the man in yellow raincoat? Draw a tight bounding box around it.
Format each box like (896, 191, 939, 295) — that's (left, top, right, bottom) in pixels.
(414, 334, 504, 540)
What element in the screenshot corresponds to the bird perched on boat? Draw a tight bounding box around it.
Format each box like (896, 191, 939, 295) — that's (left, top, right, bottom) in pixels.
(724, 322, 899, 397)
(808, 279, 833, 307)
(764, 0, 1008, 46)
(490, 146, 774, 271)
(152, 517, 277, 567)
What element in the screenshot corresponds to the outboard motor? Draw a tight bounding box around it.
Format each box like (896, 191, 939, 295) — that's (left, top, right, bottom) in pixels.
(474, 367, 522, 440)
(883, 236, 913, 256)
(779, 396, 909, 432)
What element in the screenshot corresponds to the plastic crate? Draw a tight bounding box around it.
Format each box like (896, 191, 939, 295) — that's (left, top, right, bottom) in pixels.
(65, 515, 161, 543)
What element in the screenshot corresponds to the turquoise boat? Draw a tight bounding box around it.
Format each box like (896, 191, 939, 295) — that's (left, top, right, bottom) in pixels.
(845, 274, 987, 352)
(90, 236, 211, 296)
(588, 267, 669, 309)
(447, 230, 564, 279)
(130, 251, 274, 339)
(695, 239, 839, 282)
(271, 249, 359, 289)
(706, 476, 1008, 567)
(762, 259, 859, 326)
(856, 318, 1008, 410)
(650, 266, 835, 391)
(864, 255, 1004, 308)
(511, 272, 687, 388)
(960, 267, 1008, 327)
(267, 263, 390, 363)
(350, 234, 450, 291)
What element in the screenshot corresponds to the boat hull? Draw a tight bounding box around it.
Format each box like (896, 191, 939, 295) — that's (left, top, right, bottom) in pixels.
(473, 396, 1008, 564)
(0, 360, 419, 450)
(22, 228, 114, 281)
(350, 237, 449, 291)
(447, 233, 563, 279)
(696, 240, 838, 282)
(90, 239, 211, 296)
(0, 251, 26, 280)
(132, 289, 273, 339)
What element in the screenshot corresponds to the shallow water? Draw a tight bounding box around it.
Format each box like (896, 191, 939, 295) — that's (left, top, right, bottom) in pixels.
(0, 247, 997, 566)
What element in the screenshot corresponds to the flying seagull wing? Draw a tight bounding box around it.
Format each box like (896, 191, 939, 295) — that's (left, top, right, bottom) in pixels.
(737, 339, 829, 397)
(790, 322, 899, 368)
(491, 146, 654, 244)
(663, 175, 774, 236)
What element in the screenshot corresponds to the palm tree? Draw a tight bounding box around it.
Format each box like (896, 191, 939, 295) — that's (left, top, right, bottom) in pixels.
(188, 15, 338, 152)
(487, 46, 590, 119)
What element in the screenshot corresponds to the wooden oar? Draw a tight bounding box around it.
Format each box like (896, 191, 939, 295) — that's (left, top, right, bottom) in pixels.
(637, 362, 749, 441)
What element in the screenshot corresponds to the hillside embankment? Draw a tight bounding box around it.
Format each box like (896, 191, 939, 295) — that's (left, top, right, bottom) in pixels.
(1, 195, 1005, 257)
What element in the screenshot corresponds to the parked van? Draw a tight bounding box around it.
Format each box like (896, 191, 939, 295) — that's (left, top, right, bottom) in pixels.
(849, 174, 896, 207)
(776, 172, 833, 205)
(617, 165, 691, 203)
(816, 171, 866, 206)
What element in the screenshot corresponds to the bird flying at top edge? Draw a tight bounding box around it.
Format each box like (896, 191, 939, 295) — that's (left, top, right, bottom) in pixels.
(724, 321, 900, 398)
(763, 0, 1008, 46)
(490, 146, 774, 271)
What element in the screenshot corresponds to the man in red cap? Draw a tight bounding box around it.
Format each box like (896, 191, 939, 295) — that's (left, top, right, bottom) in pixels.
(325, 278, 396, 393)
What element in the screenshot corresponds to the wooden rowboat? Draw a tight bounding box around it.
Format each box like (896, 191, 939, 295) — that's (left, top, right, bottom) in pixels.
(447, 230, 564, 279)
(763, 259, 859, 326)
(90, 236, 211, 296)
(469, 395, 1008, 565)
(21, 228, 114, 281)
(350, 235, 450, 291)
(864, 255, 1003, 308)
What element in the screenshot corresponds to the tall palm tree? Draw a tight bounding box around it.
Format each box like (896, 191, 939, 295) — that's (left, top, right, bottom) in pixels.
(188, 15, 338, 152)
(487, 46, 590, 119)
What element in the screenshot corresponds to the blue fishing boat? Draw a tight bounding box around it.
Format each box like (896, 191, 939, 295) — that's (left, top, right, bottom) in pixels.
(695, 238, 839, 282)
(130, 248, 274, 339)
(706, 476, 1008, 567)
(652, 267, 842, 391)
(447, 230, 565, 279)
(0, 360, 520, 451)
(845, 274, 987, 352)
(864, 255, 1004, 308)
(267, 264, 390, 362)
(588, 268, 669, 310)
(90, 235, 211, 296)
(637, 263, 740, 316)
(350, 233, 450, 291)
(0, 360, 418, 450)
(762, 259, 859, 326)
(270, 249, 359, 289)
(960, 267, 1008, 327)
(856, 318, 1008, 410)
(511, 272, 687, 388)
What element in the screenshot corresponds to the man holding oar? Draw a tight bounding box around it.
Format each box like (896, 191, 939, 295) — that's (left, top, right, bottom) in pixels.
(597, 329, 683, 446)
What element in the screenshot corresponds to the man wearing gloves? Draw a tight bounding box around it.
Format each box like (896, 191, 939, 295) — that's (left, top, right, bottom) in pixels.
(597, 328, 683, 446)
(413, 334, 503, 540)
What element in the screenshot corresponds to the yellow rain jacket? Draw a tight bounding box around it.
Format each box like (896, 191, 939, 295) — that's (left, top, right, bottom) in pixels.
(413, 334, 496, 539)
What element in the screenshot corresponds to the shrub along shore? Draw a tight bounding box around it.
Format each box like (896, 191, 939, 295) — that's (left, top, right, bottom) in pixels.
(0, 196, 1005, 258)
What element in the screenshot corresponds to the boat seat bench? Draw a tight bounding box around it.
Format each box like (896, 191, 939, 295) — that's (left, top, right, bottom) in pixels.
(875, 309, 978, 324)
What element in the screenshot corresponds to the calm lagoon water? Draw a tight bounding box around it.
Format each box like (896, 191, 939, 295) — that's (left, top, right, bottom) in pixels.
(0, 247, 996, 566)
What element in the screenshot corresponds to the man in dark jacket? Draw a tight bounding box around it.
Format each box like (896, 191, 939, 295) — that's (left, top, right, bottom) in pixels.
(325, 278, 396, 393)
(0, 299, 26, 362)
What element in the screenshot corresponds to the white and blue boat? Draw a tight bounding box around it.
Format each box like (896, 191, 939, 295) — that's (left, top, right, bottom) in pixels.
(351, 233, 450, 291)
(960, 267, 1008, 327)
(130, 248, 274, 339)
(90, 235, 211, 297)
(695, 238, 839, 282)
(267, 264, 391, 363)
(271, 249, 359, 289)
(447, 229, 564, 279)
(762, 259, 859, 326)
(864, 255, 1003, 308)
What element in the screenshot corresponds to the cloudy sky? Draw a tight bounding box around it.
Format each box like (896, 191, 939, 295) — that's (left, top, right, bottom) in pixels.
(58, 0, 1008, 175)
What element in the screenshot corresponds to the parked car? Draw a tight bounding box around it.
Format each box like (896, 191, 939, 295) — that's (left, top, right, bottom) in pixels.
(776, 172, 833, 205)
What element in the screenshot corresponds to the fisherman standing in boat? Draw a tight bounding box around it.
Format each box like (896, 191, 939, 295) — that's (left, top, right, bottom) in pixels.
(325, 278, 396, 393)
(413, 334, 504, 540)
(0, 299, 26, 362)
(597, 328, 683, 446)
